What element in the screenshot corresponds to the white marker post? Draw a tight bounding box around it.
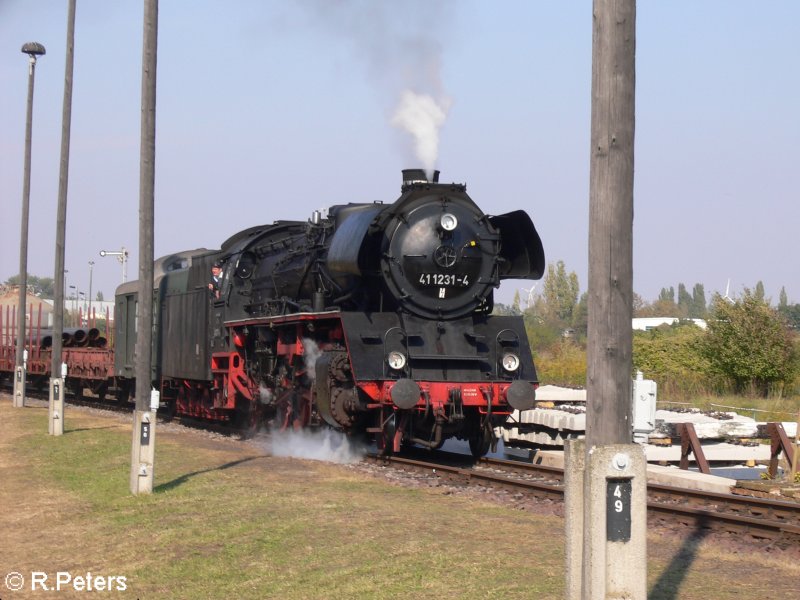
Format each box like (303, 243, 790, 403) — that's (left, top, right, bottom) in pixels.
(49, 362, 67, 435)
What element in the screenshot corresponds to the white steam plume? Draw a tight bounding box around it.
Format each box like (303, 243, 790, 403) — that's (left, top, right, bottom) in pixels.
(258, 385, 274, 405)
(254, 338, 363, 464)
(293, 1, 455, 173)
(302, 338, 322, 381)
(270, 427, 365, 464)
(391, 90, 451, 178)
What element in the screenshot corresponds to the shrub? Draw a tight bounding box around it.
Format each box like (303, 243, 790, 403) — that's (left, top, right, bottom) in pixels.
(632, 323, 714, 398)
(534, 339, 586, 387)
(702, 292, 799, 397)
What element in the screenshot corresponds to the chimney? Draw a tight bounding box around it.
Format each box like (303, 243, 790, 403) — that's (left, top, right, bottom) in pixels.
(402, 168, 440, 190)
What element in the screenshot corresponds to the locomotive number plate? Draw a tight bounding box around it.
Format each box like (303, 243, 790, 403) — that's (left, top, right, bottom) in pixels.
(418, 273, 470, 287)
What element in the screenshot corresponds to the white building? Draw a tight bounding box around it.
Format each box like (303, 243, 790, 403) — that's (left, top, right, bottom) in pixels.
(632, 317, 707, 331)
(64, 298, 116, 323)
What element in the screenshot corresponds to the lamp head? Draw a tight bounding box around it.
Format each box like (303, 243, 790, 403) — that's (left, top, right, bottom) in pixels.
(21, 42, 46, 58)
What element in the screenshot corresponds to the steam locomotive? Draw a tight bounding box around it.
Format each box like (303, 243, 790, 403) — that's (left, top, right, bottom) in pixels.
(119, 169, 544, 455)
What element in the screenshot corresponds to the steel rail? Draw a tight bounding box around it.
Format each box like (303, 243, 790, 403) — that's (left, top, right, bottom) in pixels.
(11, 386, 267, 440)
(479, 456, 800, 525)
(368, 453, 800, 545)
(646, 501, 800, 543)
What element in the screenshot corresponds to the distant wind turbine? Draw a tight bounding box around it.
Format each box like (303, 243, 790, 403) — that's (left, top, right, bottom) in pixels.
(521, 285, 538, 310)
(723, 279, 734, 304)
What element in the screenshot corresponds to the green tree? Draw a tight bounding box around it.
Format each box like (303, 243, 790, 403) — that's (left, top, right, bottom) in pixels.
(690, 283, 706, 319)
(512, 289, 521, 314)
(677, 283, 692, 317)
(634, 286, 679, 317)
(524, 309, 560, 350)
(632, 292, 646, 315)
(571, 292, 589, 339)
(524, 261, 584, 360)
(541, 260, 579, 323)
(776, 285, 797, 328)
(702, 290, 798, 396)
(778, 302, 800, 330)
(492, 303, 519, 317)
(4, 274, 54, 298)
(754, 280, 766, 303)
(96, 291, 104, 301)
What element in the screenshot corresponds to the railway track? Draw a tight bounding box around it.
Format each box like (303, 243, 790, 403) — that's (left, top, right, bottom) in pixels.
(4, 385, 129, 413)
(367, 453, 800, 550)
(6, 386, 248, 437)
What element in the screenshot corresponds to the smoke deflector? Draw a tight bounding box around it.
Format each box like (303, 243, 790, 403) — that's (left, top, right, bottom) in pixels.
(488, 210, 546, 280)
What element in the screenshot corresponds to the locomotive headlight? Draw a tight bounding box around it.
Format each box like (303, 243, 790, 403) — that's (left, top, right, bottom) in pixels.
(387, 351, 407, 370)
(440, 213, 458, 231)
(501, 352, 520, 373)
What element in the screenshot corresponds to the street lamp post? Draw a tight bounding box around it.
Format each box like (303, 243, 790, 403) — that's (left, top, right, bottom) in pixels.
(88, 260, 95, 324)
(63, 270, 69, 320)
(60, 271, 68, 325)
(68, 285, 77, 322)
(14, 41, 46, 409)
(99, 247, 129, 283)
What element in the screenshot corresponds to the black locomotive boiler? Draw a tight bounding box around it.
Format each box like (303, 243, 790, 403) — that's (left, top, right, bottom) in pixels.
(114, 169, 545, 456)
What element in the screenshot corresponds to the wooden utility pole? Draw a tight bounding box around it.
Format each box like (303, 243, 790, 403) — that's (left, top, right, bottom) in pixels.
(586, 0, 635, 449)
(565, 1, 647, 598)
(130, 0, 158, 495)
(50, 0, 77, 436)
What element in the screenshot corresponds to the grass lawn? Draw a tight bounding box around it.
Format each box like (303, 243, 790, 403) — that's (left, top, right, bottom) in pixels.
(1, 397, 798, 599)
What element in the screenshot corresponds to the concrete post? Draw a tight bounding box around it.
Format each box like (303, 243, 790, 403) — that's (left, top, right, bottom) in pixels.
(49, 376, 65, 436)
(130, 408, 156, 494)
(564, 439, 586, 599)
(13, 364, 26, 408)
(582, 444, 647, 599)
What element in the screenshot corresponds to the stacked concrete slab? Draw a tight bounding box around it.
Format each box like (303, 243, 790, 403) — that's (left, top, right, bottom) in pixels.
(497, 385, 587, 446)
(536, 449, 735, 494)
(498, 385, 797, 467)
(648, 409, 757, 439)
(499, 408, 586, 446)
(534, 384, 588, 403)
(643, 441, 772, 464)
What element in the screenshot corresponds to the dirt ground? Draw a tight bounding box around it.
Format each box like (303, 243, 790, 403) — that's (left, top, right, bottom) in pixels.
(1, 392, 799, 599)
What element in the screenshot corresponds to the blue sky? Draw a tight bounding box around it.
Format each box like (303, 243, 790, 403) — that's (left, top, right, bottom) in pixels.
(1, 1, 798, 307)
